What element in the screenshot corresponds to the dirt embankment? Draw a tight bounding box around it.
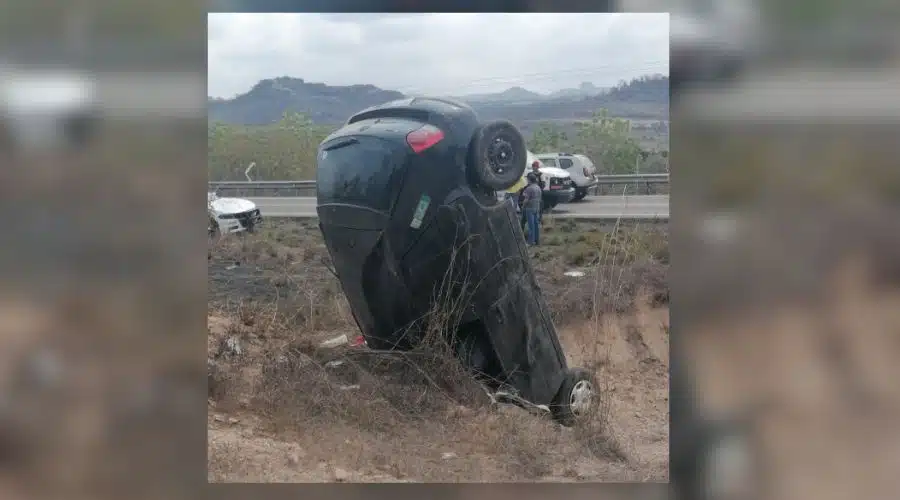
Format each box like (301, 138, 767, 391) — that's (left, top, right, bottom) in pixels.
(207, 219, 669, 482)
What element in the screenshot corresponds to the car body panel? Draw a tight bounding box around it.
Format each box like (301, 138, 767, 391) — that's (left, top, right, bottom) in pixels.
(504, 152, 577, 209)
(316, 98, 570, 405)
(537, 153, 599, 193)
(208, 192, 262, 234)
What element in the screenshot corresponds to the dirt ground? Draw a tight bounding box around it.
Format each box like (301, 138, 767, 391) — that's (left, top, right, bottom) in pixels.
(207, 218, 669, 482)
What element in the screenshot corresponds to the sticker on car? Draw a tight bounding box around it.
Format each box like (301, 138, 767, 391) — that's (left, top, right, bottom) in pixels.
(410, 194, 431, 229)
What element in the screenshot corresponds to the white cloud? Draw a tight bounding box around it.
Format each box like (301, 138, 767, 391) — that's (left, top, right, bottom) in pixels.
(208, 13, 669, 98)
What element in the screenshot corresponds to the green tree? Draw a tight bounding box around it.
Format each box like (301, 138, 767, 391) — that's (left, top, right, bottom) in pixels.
(572, 110, 643, 175)
(527, 123, 569, 152)
(208, 111, 333, 181)
(525, 109, 650, 175)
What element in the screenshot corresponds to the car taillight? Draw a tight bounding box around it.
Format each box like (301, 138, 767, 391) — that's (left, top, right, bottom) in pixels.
(406, 124, 444, 153)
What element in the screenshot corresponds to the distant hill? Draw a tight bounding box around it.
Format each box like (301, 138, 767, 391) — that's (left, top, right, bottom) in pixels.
(547, 81, 604, 99)
(208, 74, 669, 125)
(455, 86, 547, 103)
(207, 76, 405, 125)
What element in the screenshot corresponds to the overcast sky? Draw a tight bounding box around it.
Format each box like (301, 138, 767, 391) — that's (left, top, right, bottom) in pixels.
(208, 13, 668, 98)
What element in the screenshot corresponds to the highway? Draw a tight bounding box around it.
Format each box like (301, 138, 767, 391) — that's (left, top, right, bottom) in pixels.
(249, 195, 669, 220)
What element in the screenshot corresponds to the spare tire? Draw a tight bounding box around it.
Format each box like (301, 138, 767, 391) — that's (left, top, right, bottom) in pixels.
(468, 120, 527, 191)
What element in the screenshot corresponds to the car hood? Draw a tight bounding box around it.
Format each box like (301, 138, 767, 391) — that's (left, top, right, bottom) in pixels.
(538, 166, 570, 178)
(209, 197, 256, 215)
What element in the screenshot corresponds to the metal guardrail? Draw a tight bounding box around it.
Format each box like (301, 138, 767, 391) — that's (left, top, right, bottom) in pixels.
(209, 174, 669, 197)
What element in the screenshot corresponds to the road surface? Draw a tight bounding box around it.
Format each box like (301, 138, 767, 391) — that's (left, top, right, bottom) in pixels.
(249, 195, 669, 220)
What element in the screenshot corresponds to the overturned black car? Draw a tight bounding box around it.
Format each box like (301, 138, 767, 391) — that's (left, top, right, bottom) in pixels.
(315, 97, 596, 425)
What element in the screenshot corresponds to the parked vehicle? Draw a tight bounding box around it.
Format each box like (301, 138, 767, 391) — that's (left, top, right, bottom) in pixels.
(208, 191, 262, 236)
(501, 152, 576, 212)
(315, 96, 597, 425)
(535, 152, 597, 201)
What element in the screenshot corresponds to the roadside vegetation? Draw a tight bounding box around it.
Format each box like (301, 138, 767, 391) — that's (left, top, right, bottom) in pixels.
(208, 108, 668, 182)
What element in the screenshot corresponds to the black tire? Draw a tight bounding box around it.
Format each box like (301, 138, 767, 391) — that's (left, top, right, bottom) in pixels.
(550, 368, 597, 427)
(542, 199, 558, 213)
(468, 120, 527, 191)
(208, 215, 219, 238)
(572, 191, 587, 202)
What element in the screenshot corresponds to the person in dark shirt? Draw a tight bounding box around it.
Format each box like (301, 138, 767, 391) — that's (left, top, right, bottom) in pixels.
(520, 173, 542, 245)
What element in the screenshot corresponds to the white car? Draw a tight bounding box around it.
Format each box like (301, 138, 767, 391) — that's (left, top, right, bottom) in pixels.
(500, 151, 576, 212)
(208, 191, 262, 235)
(535, 153, 598, 201)
(0, 62, 100, 152)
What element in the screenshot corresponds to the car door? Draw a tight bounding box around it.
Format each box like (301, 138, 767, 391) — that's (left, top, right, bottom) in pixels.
(557, 157, 581, 184)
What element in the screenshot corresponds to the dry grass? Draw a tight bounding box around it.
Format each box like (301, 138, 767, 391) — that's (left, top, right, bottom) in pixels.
(207, 216, 668, 482)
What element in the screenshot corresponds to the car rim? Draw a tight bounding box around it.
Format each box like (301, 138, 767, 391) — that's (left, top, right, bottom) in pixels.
(487, 137, 514, 175)
(570, 380, 594, 416)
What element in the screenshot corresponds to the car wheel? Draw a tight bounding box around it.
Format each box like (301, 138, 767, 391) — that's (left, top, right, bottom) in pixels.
(572, 190, 587, 202)
(542, 200, 558, 213)
(468, 120, 527, 191)
(208, 216, 219, 238)
(550, 368, 597, 426)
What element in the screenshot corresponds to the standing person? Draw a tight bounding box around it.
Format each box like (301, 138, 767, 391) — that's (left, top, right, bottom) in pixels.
(530, 160, 545, 189)
(521, 172, 542, 246)
(530, 160, 545, 222)
(517, 183, 528, 232)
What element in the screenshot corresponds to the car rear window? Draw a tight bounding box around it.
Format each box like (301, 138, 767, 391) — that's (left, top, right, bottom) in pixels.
(316, 136, 404, 212)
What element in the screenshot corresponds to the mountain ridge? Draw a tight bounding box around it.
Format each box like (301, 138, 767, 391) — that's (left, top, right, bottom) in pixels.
(208, 74, 669, 125)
